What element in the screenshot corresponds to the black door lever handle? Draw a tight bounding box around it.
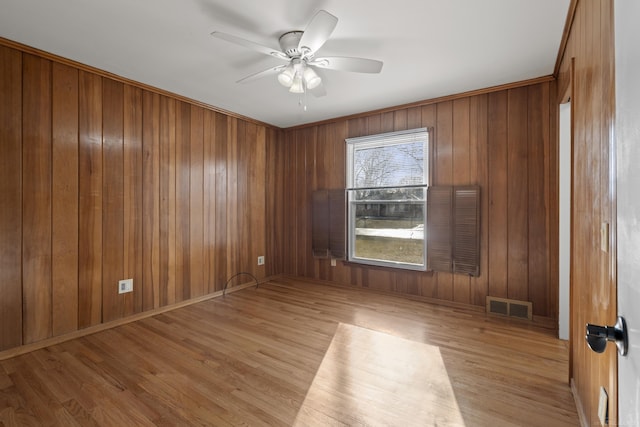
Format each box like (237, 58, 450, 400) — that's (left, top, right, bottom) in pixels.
(585, 316, 628, 356)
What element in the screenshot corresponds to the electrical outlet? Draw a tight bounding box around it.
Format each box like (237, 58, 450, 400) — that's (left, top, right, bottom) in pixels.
(118, 279, 133, 294)
(257, 256, 265, 266)
(331, 258, 337, 267)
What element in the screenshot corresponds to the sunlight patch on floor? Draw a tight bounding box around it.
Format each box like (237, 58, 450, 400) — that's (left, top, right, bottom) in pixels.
(294, 323, 465, 426)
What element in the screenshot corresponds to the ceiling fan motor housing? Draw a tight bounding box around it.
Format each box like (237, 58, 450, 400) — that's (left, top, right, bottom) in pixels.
(279, 31, 305, 58)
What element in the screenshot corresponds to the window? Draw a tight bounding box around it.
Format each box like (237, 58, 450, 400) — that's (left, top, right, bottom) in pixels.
(346, 128, 429, 271)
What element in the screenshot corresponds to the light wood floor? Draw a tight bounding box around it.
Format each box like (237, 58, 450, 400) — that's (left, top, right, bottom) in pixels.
(0, 278, 579, 426)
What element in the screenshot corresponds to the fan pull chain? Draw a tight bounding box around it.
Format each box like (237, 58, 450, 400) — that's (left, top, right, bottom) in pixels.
(298, 79, 308, 111)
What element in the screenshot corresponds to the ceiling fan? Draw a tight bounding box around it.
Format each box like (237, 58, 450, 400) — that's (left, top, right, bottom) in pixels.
(211, 10, 383, 98)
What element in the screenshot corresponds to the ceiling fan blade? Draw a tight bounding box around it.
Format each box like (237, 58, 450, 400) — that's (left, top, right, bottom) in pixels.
(310, 56, 383, 73)
(237, 65, 288, 84)
(310, 84, 327, 98)
(211, 31, 288, 60)
(298, 10, 338, 54)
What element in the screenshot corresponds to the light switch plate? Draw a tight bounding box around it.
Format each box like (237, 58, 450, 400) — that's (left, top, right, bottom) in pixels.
(598, 386, 608, 426)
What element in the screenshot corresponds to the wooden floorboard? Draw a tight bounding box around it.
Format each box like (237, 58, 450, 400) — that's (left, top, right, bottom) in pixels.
(0, 278, 578, 426)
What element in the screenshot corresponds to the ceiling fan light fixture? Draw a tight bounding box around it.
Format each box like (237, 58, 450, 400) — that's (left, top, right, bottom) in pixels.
(277, 64, 295, 87)
(303, 67, 321, 89)
(289, 74, 305, 93)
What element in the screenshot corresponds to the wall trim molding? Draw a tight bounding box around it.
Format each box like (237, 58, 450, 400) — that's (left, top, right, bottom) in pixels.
(0, 36, 278, 130)
(0, 277, 276, 361)
(285, 75, 555, 131)
(571, 378, 589, 427)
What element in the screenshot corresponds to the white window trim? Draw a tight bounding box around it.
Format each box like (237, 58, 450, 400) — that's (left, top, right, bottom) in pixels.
(346, 128, 429, 271)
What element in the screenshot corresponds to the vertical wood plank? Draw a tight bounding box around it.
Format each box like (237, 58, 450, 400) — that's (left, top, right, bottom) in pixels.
(381, 112, 394, 133)
(254, 125, 267, 280)
(0, 46, 23, 350)
(237, 120, 247, 278)
(159, 96, 176, 306)
(226, 117, 239, 285)
(470, 94, 489, 306)
(294, 129, 309, 278)
(203, 110, 216, 291)
(527, 83, 550, 316)
(214, 112, 228, 290)
(175, 101, 191, 302)
(315, 125, 330, 281)
(22, 54, 53, 343)
(367, 114, 381, 135)
(487, 91, 508, 299)
(435, 101, 453, 301)
(51, 62, 79, 336)
(102, 79, 124, 323)
(189, 106, 205, 297)
(123, 85, 143, 316)
(142, 91, 160, 311)
(393, 109, 408, 131)
(407, 107, 422, 129)
(506, 87, 529, 302)
(78, 71, 103, 328)
(266, 128, 285, 278)
(282, 131, 295, 276)
(452, 98, 471, 305)
(304, 127, 316, 278)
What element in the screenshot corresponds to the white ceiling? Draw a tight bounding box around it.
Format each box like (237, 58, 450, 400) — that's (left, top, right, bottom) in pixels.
(0, 0, 570, 128)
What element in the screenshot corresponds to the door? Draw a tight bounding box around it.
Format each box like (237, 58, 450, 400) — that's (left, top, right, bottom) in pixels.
(615, 0, 640, 424)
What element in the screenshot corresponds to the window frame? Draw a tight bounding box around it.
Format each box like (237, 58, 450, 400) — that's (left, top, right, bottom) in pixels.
(346, 128, 430, 271)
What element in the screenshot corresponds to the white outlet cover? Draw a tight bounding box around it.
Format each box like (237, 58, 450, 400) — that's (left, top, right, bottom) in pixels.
(118, 278, 133, 294)
(257, 256, 265, 265)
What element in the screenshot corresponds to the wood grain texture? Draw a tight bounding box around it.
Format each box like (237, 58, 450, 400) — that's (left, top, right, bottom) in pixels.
(506, 87, 529, 302)
(142, 90, 160, 311)
(0, 38, 556, 356)
(102, 78, 124, 323)
(435, 101, 454, 301)
(266, 128, 285, 278)
(203, 110, 216, 292)
(159, 96, 176, 307)
(123, 85, 144, 316)
(0, 279, 579, 426)
(175, 101, 191, 302)
(556, 0, 617, 425)
(280, 81, 556, 321)
(452, 98, 471, 304)
(0, 45, 23, 351)
(22, 54, 53, 344)
(189, 105, 205, 298)
(0, 43, 273, 354)
(487, 90, 509, 299)
(470, 94, 490, 306)
(78, 71, 103, 328)
(51, 62, 79, 335)
(214, 112, 228, 291)
(528, 83, 551, 317)
(226, 117, 239, 288)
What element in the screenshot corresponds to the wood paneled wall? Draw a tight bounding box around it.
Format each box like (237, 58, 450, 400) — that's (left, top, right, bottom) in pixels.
(0, 43, 280, 352)
(277, 82, 558, 320)
(556, 0, 617, 425)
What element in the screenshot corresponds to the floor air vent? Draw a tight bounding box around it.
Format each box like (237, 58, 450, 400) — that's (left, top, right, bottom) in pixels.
(486, 297, 532, 320)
